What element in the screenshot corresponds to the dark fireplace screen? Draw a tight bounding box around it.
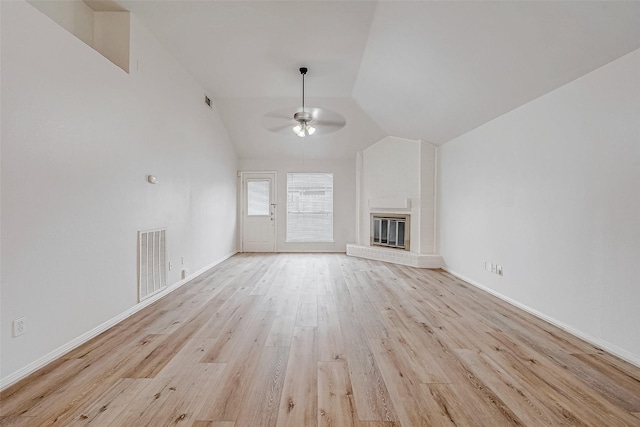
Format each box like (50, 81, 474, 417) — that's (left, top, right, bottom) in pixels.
(371, 215, 409, 250)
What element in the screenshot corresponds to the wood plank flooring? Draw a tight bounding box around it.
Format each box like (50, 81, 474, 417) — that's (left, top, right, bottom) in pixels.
(2, 253, 640, 426)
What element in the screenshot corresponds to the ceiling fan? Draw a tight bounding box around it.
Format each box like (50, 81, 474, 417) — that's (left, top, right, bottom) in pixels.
(262, 67, 346, 137)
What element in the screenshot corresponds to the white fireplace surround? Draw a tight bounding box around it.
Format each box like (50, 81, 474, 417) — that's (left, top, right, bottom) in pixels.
(348, 137, 444, 269)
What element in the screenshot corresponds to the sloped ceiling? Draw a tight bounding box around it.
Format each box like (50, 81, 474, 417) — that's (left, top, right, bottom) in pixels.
(115, 0, 640, 159)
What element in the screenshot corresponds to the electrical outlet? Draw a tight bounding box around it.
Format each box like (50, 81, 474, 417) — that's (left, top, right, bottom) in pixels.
(13, 317, 25, 337)
(169, 262, 173, 271)
(485, 261, 504, 276)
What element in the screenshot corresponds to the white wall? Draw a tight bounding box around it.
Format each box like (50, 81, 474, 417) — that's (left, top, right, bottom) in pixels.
(27, 2, 130, 73)
(239, 158, 355, 252)
(93, 11, 130, 73)
(358, 136, 437, 254)
(419, 141, 437, 254)
(1, 0, 238, 382)
(438, 48, 640, 364)
(27, 0, 94, 46)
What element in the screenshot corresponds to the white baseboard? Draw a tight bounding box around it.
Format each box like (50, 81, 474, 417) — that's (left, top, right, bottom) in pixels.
(444, 268, 640, 369)
(0, 251, 237, 391)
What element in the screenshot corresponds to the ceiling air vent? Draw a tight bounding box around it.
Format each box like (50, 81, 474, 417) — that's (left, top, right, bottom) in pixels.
(204, 95, 212, 108)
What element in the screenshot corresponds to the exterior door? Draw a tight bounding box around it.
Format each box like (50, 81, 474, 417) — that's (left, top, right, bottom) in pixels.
(242, 172, 276, 252)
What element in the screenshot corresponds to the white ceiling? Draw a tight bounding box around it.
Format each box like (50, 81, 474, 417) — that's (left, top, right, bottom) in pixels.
(114, 0, 640, 159)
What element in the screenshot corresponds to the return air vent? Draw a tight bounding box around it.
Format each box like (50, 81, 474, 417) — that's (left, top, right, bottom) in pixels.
(138, 228, 167, 301)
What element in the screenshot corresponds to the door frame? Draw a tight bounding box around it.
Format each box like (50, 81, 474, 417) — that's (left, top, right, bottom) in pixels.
(239, 171, 277, 252)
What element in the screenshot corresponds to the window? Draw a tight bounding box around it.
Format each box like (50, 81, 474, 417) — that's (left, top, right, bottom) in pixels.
(247, 179, 270, 216)
(287, 173, 333, 242)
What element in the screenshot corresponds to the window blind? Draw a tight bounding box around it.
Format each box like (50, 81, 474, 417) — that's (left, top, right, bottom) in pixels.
(286, 173, 333, 242)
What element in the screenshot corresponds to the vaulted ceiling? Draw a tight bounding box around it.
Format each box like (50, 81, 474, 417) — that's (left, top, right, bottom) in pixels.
(113, 1, 640, 160)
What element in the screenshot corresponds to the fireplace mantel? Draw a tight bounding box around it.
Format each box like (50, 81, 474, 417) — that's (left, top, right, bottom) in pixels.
(368, 197, 411, 210)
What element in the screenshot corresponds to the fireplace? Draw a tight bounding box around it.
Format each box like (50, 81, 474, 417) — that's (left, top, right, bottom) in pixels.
(370, 214, 410, 250)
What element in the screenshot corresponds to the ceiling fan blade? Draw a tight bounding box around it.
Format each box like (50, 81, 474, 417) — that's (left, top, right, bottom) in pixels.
(307, 107, 341, 121)
(261, 107, 297, 135)
(262, 106, 346, 136)
(309, 125, 345, 136)
(264, 123, 295, 134)
(308, 107, 346, 135)
(263, 111, 293, 120)
(314, 118, 347, 128)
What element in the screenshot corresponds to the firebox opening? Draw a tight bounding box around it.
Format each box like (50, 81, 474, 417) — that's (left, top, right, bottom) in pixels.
(370, 214, 410, 251)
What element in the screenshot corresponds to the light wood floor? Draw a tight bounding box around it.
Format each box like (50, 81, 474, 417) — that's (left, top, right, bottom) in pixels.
(2, 253, 640, 426)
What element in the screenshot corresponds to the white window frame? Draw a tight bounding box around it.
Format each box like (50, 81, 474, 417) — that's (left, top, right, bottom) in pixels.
(286, 173, 334, 243)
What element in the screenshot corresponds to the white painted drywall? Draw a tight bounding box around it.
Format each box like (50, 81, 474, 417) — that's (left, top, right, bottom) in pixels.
(438, 48, 640, 364)
(93, 11, 130, 73)
(27, 0, 94, 46)
(238, 158, 355, 252)
(1, 1, 237, 381)
(26, 2, 131, 73)
(419, 142, 437, 254)
(358, 136, 437, 254)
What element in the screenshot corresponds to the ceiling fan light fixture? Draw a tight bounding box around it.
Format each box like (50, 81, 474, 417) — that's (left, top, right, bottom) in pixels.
(293, 122, 315, 137)
(262, 68, 345, 137)
(293, 67, 315, 138)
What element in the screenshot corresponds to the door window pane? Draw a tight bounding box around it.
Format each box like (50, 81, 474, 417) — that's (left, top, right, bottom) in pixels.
(247, 180, 270, 216)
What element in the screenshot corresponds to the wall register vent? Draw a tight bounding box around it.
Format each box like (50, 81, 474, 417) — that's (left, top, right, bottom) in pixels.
(138, 228, 167, 301)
